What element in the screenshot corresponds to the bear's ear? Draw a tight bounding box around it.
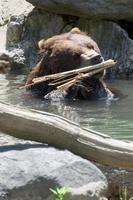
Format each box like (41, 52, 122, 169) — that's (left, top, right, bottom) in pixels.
(70, 27, 81, 33)
(70, 27, 87, 35)
(38, 39, 45, 50)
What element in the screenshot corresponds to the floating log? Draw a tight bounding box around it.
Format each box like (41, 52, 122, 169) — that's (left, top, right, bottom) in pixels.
(0, 102, 133, 170)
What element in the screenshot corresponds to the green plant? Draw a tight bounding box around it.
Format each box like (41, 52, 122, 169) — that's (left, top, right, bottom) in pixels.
(119, 186, 127, 200)
(119, 186, 133, 200)
(49, 186, 70, 200)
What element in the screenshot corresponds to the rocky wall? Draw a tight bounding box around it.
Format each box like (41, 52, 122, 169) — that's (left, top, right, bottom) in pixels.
(1, 0, 133, 78)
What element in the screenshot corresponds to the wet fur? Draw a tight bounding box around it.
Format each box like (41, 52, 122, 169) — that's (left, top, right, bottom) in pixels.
(25, 28, 115, 100)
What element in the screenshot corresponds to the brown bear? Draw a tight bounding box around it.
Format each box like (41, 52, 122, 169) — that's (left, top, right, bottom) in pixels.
(25, 28, 114, 100)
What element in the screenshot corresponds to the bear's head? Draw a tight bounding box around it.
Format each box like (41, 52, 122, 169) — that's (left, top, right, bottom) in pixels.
(37, 28, 103, 75)
(25, 28, 105, 97)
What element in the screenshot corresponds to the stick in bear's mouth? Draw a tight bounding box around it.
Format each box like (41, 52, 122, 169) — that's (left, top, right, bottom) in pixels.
(33, 59, 116, 83)
(19, 59, 116, 90)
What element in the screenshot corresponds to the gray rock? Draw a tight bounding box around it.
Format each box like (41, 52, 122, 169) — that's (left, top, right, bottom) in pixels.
(6, 15, 25, 46)
(0, 25, 7, 52)
(0, 133, 107, 200)
(0, 52, 12, 73)
(26, 0, 133, 21)
(0, 52, 12, 62)
(0, 1, 3, 26)
(8, 46, 26, 69)
(0, 0, 34, 69)
(0, 60, 10, 73)
(6, 10, 64, 68)
(0, 0, 33, 26)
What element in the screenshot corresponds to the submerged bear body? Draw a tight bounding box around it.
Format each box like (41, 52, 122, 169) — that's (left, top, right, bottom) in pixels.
(25, 28, 114, 100)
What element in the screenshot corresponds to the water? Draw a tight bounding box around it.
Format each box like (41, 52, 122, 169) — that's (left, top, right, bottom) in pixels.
(0, 72, 133, 140)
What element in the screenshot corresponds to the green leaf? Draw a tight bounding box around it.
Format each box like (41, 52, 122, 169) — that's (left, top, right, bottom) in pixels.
(56, 187, 61, 195)
(61, 187, 70, 194)
(49, 186, 70, 200)
(49, 188, 58, 196)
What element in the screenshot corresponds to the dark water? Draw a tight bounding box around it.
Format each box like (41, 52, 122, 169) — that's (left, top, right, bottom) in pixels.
(0, 72, 133, 140)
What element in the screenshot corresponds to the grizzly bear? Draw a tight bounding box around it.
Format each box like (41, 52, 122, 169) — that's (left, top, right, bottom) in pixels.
(25, 28, 114, 100)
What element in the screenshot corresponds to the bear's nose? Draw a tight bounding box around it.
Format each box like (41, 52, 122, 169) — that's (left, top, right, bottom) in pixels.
(91, 55, 103, 65)
(80, 51, 104, 68)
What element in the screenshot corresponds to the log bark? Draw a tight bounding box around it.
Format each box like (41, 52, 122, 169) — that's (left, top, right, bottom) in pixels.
(0, 102, 133, 170)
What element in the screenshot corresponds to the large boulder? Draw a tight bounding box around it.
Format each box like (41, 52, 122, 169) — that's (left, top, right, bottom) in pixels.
(0, 133, 107, 200)
(0, 0, 34, 68)
(26, 0, 133, 21)
(0, 0, 33, 26)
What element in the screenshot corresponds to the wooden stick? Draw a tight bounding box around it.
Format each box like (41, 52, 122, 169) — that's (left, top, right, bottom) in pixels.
(19, 59, 116, 89)
(57, 77, 78, 90)
(49, 76, 75, 86)
(19, 82, 38, 89)
(33, 59, 116, 83)
(57, 63, 114, 90)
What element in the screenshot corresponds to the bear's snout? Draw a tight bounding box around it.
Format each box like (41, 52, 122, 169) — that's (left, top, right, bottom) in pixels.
(81, 50, 103, 67)
(91, 54, 103, 65)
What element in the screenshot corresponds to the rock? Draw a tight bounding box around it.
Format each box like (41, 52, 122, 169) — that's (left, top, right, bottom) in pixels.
(0, 52, 12, 73)
(26, 0, 133, 21)
(0, 1, 3, 25)
(0, 133, 107, 200)
(97, 164, 133, 200)
(0, 0, 33, 25)
(8, 46, 26, 69)
(6, 15, 25, 46)
(0, 0, 34, 69)
(6, 9, 65, 68)
(0, 60, 10, 73)
(0, 50, 25, 71)
(0, 25, 7, 52)
(3, 10, 61, 68)
(0, 52, 12, 62)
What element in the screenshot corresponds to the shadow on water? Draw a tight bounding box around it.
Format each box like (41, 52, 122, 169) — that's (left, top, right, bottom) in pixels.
(0, 72, 133, 140)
